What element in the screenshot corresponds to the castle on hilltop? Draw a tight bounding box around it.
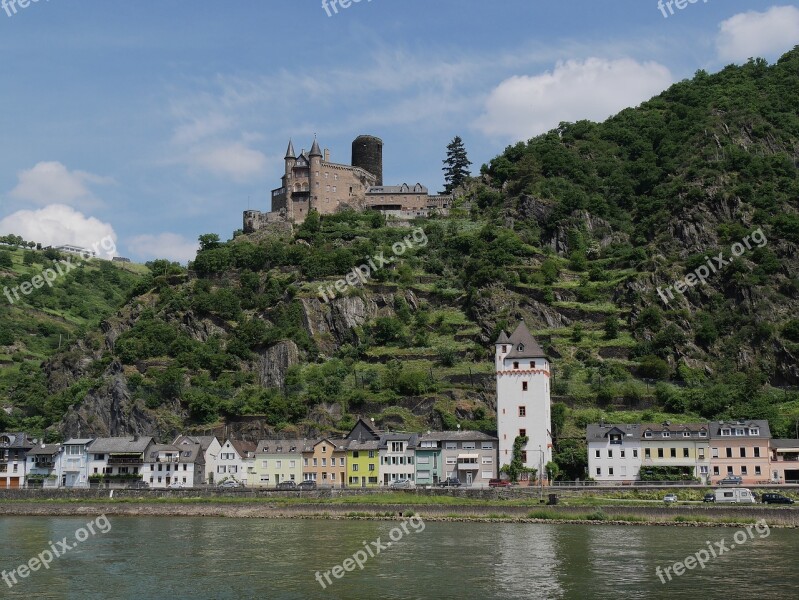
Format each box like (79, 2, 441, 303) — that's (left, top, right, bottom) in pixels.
(243, 135, 452, 232)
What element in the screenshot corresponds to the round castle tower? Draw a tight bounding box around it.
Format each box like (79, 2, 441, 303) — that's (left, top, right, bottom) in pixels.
(351, 135, 383, 186)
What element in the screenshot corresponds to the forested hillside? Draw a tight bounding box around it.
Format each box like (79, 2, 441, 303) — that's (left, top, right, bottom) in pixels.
(2, 49, 799, 478)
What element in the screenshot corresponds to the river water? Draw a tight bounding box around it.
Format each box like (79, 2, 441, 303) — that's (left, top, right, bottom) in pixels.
(1, 517, 797, 599)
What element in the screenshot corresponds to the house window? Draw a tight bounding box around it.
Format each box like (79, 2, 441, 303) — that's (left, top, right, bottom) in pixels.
(699, 431, 707, 437)
(699, 448, 705, 459)
(481, 442, 493, 450)
(749, 428, 759, 436)
(353, 464, 359, 472)
(741, 466, 748, 475)
(521, 451, 527, 462)
(519, 406, 526, 417)
(322, 458, 327, 467)
(645, 449, 651, 458)
(726, 448, 733, 458)
(596, 468, 601, 476)
(721, 429, 731, 436)
(755, 466, 762, 476)
(727, 466, 734, 475)
(711, 448, 719, 458)
(620, 450, 626, 458)
(633, 449, 638, 458)
(644, 432, 652, 438)
(595, 450, 601, 458)
(713, 466, 720, 475)
(700, 466, 708, 474)
(368, 451, 375, 458)
(608, 467, 614, 476)
(662, 432, 670, 438)
(683, 432, 691, 437)
(522, 382, 528, 392)
(754, 447, 760, 458)
(658, 449, 664, 458)
(608, 450, 613, 458)
(740, 448, 746, 458)
(683, 448, 689, 458)
(670, 448, 676, 458)
(352, 451, 359, 459)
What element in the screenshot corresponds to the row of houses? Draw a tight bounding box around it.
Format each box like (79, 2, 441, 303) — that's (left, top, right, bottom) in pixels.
(0, 419, 500, 489)
(587, 420, 799, 485)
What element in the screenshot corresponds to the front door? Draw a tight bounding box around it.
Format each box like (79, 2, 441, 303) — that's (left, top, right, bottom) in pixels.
(466, 472, 472, 485)
(275, 474, 280, 485)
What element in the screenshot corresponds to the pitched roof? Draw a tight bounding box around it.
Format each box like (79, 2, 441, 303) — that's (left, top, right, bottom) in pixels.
(174, 435, 218, 451)
(256, 439, 304, 454)
(379, 433, 419, 449)
(709, 420, 771, 438)
(27, 444, 62, 456)
(302, 438, 348, 452)
(586, 423, 642, 441)
(64, 438, 94, 446)
(89, 437, 153, 453)
(285, 139, 296, 159)
(771, 439, 799, 448)
(231, 440, 257, 458)
(346, 439, 380, 451)
(495, 330, 509, 344)
(503, 322, 546, 359)
(419, 430, 498, 442)
(0, 432, 34, 448)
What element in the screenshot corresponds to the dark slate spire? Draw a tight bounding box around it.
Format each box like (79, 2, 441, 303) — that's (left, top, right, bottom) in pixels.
(285, 139, 296, 159)
(309, 136, 322, 157)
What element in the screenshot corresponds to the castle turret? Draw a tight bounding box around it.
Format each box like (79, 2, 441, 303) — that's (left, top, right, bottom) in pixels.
(284, 139, 296, 221)
(352, 135, 383, 186)
(309, 137, 322, 213)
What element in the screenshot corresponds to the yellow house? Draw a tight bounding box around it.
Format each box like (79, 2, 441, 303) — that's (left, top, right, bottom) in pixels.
(302, 438, 347, 488)
(346, 439, 380, 488)
(641, 423, 710, 483)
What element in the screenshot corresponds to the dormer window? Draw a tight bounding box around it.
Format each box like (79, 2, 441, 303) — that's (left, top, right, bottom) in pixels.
(698, 431, 707, 437)
(721, 429, 731, 436)
(735, 428, 745, 436)
(662, 432, 670, 438)
(644, 431, 653, 438)
(683, 432, 691, 437)
(518, 344, 525, 352)
(748, 429, 759, 436)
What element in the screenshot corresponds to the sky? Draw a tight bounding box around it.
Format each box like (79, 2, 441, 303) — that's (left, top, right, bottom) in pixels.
(0, 0, 797, 263)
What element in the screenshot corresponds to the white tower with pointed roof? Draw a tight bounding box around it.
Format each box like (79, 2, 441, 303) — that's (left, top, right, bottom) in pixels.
(495, 322, 552, 481)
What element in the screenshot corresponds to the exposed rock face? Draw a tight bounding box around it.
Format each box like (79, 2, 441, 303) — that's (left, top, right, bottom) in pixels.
(257, 340, 300, 389)
(548, 210, 618, 255)
(59, 362, 172, 439)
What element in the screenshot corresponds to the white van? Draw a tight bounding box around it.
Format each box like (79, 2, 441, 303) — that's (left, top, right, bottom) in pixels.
(714, 488, 755, 503)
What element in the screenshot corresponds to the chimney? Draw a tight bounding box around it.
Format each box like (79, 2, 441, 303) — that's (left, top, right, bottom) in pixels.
(324, 149, 330, 162)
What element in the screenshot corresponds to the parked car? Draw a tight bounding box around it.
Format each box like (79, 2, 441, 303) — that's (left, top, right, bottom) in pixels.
(703, 493, 716, 503)
(276, 481, 297, 490)
(717, 475, 743, 485)
(663, 494, 678, 504)
(389, 478, 413, 489)
(298, 480, 317, 490)
(489, 478, 511, 488)
(217, 480, 240, 488)
(761, 493, 794, 505)
(439, 477, 462, 487)
(167, 482, 185, 489)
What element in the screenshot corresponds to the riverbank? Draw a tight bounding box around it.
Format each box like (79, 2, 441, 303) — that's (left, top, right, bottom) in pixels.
(2, 498, 797, 528)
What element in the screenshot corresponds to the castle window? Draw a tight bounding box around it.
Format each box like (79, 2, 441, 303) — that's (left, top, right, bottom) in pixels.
(332, 186, 336, 193)
(325, 172, 328, 179)
(334, 174, 338, 180)
(326, 185, 330, 192)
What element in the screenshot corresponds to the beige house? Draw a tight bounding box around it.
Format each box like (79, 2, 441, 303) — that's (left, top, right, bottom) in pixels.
(302, 438, 347, 488)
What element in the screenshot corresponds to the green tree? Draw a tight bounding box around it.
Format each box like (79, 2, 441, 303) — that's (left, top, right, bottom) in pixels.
(603, 316, 619, 340)
(499, 435, 536, 483)
(442, 136, 472, 194)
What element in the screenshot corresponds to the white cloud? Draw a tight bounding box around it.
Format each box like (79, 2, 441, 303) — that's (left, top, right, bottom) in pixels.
(9, 161, 114, 209)
(474, 57, 673, 141)
(0, 204, 117, 256)
(184, 142, 268, 183)
(716, 6, 799, 63)
(127, 233, 198, 264)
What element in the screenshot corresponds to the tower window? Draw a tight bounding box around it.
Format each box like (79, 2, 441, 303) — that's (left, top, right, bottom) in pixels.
(502, 346, 507, 353)
(513, 362, 519, 369)
(519, 406, 526, 417)
(519, 429, 526, 437)
(522, 382, 528, 391)
(530, 361, 536, 368)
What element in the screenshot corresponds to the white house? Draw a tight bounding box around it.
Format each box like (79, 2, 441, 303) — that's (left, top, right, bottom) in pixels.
(495, 322, 552, 481)
(59, 438, 93, 488)
(0, 432, 33, 489)
(87, 436, 153, 486)
(217, 439, 257, 485)
(173, 435, 221, 484)
(586, 424, 642, 482)
(378, 433, 418, 485)
(26, 443, 62, 488)
(143, 443, 204, 488)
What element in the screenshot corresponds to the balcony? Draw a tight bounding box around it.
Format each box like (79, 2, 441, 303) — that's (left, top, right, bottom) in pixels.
(107, 455, 143, 466)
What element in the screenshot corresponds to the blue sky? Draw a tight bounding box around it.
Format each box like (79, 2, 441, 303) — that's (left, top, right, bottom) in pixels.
(0, 0, 797, 262)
